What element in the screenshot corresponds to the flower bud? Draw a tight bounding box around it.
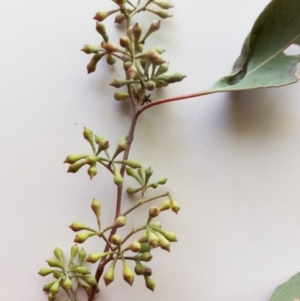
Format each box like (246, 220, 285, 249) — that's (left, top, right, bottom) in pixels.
(123, 61, 132, 71)
(138, 167, 146, 184)
(67, 158, 89, 173)
(134, 261, 144, 275)
(64, 154, 87, 164)
(110, 234, 122, 245)
(156, 72, 186, 83)
(153, 10, 172, 19)
(171, 199, 180, 214)
(91, 199, 101, 219)
(81, 44, 101, 54)
(126, 167, 142, 184)
(149, 206, 160, 217)
(123, 260, 134, 285)
(156, 232, 171, 251)
(95, 22, 108, 42)
(158, 199, 171, 211)
(71, 266, 90, 275)
(87, 164, 97, 179)
(153, 1, 174, 9)
(118, 160, 141, 168)
(132, 23, 142, 42)
(93, 10, 116, 22)
(144, 276, 155, 291)
(78, 248, 87, 265)
(87, 52, 105, 74)
(145, 81, 156, 91)
(113, 216, 127, 228)
(114, 13, 126, 24)
(80, 281, 91, 294)
(126, 187, 142, 195)
(156, 229, 177, 242)
(114, 91, 130, 101)
(145, 166, 153, 183)
(53, 271, 61, 279)
(155, 62, 169, 76)
(63, 275, 72, 290)
(119, 36, 131, 49)
(157, 177, 167, 185)
(137, 43, 143, 52)
(110, 78, 136, 88)
(50, 279, 61, 296)
(83, 127, 96, 153)
(86, 252, 113, 263)
(54, 248, 64, 264)
(74, 232, 97, 243)
(103, 262, 115, 286)
(142, 20, 161, 42)
(147, 229, 160, 247)
(151, 221, 161, 228)
(46, 258, 64, 269)
(38, 268, 54, 276)
(127, 65, 137, 79)
(129, 241, 141, 252)
(47, 293, 55, 301)
(138, 233, 148, 243)
(102, 42, 123, 53)
(95, 135, 109, 152)
(70, 244, 79, 261)
(106, 54, 116, 65)
(69, 222, 93, 232)
(114, 169, 123, 186)
(43, 282, 55, 292)
(82, 276, 97, 286)
(127, 26, 134, 41)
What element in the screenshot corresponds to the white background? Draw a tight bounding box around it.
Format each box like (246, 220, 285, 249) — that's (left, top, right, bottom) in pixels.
(1, 0, 300, 300)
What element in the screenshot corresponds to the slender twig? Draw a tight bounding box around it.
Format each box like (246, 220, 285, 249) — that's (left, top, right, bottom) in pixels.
(122, 192, 169, 216)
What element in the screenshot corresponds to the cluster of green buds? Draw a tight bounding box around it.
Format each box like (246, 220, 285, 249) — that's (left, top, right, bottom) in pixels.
(81, 0, 185, 105)
(38, 245, 97, 301)
(64, 127, 141, 182)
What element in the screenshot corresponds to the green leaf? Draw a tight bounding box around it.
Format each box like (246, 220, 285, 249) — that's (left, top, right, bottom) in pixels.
(210, 0, 300, 92)
(269, 272, 300, 301)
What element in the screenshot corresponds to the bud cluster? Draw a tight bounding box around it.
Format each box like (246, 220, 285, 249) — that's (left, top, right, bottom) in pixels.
(38, 246, 97, 300)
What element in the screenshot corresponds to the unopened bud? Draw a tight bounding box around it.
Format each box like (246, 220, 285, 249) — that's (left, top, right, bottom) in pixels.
(54, 248, 64, 264)
(158, 199, 171, 211)
(146, 81, 156, 91)
(127, 65, 137, 79)
(132, 23, 142, 42)
(83, 127, 96, 153)
(123, 61, 132, 71)
(171, 199, 180, 214)
(63, 275, 72, 290)
(87, 164, 97, 179)
(106, 54, 116, 65)
(71, 266, 90, 275)
(91, 199, 101, 219)
(115, 137, 129, 155)
(153, 1, 174, 9)
(127, 26, 134, 41)
(103, 262, 115, 286)
(95, 135, 109, 151)
(129, 241, 141, 252)
(48, 293, 55, 301)
(69, 222, 93, 232)
(93, 10, 116, 22)
(82, 276, 97, 286)
(46, 258, 64, 269)
(64, 154, 87, 164)
(114, 13, 126, 24)
(123, 260, 134, 285)
(157, 177, 167, 185)
(145, 166, 153, 183)
(147, 229, 160, 247)
(102, 42, 122, 53)
(70, 244, 79, 261)
(53, 271, 61, 279)
(95, 22, 108, 42)
(137, 252, 152, 262)
(155, 62, 169, 76)
(86, 252, 112, 263)
(110, 234, 122, 245)
(144, 276, 155, 291)
(126, 187, 142, 195)
(156, 232, 171, 251)
(50, 279, 61, 296)
(113, 216, 127, 227)
(78, 248, 87, 265)
(67, 158, 89, 173)
(149, 206, 160, 217)
(38, 268, 54, 276)
(81, 44, 101, 54)
(119, 160, 141, 168)
(153, 10, 172, 19)
(120, 36, 131, 49)
(87, 52, 105, 74)
(110, 78, 135, 88)
(43, 282, 55, 292)
(142, 20, 161, 42)
(114, 91, 130, 101)
(137, 43, 143, 52)
(74, 232, 97, 243)
(114, 169, 123, 186)
(156, 229, 177, 242)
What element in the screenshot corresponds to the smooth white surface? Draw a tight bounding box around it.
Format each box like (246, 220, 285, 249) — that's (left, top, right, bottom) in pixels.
(1, 1, 300, 301)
